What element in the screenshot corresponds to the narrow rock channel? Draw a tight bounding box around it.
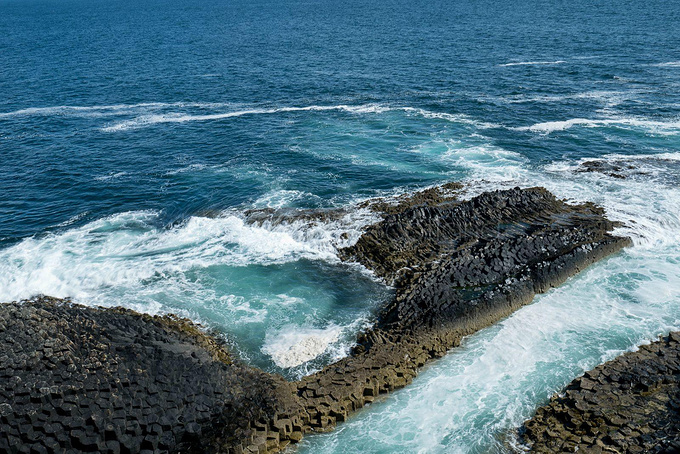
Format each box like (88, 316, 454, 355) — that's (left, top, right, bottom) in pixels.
(0, 185, 631, 453)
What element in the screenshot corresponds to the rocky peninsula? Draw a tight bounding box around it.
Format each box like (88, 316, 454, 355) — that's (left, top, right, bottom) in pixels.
(521, 332, 680, 453)
(1, 185, 632, 453)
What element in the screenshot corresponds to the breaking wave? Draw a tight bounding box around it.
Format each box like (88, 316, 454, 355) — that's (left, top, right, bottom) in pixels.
(516, 117, 680, 134)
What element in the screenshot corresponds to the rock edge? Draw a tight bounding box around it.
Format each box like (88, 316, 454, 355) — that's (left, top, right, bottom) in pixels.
(0, 185, 632, 453)
(521, 332, 680, 453)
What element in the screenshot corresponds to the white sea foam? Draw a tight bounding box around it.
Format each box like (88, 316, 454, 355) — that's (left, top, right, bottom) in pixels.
(4, 92, 679, 451)
(0, 102, 232, 119)
(300, 246, 680, 452)
(455, 147, 680, 249)
(654, 61, 680, 67)
(100, 104, 391, 131)
(606, 152, 680, 162)
(252, 189, 321, 209)
(94, 171, 128, 181)
(53, 211, 90, 228)
(441, 143, 528, 183)
(401, 107, 501, 129)
(541, 154, 680, 249)
(164, 164, 209, 175)
(299, 148, 680, 454)
(2, 101, 497, 135)
(488, 90, 632, 106)
(499, 60, 566, 67)
(0, 207, 378, 304)
(517, 117, 680, 134)
(262, 324, 344, 368)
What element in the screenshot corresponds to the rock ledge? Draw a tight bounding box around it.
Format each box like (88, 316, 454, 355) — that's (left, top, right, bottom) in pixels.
(0, 185, 631, 453)
(521, 333, 680, 454)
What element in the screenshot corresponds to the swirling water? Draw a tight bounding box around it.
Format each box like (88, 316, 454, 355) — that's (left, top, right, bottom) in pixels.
(1, 0, 680, 451)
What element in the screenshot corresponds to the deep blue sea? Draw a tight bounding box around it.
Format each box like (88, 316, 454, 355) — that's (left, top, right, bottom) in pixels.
(2, 0, 680, 452)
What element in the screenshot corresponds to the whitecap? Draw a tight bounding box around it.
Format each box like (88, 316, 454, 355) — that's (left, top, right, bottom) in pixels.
(401, 107, 501, 129)
(163, 164, 209, 175)
(516, 117, 680, 134)
(100, 104, 390, 132)
(2, 101, 497, 136)
(0, 207, 378, 304)
(252, 189, 321, 209)
(262, 324, 344, 368)
(94, 171, 128, 181)
(299, 248, 680, 452)
(487, 90, 632, 106)
(653, 61, 680, 67)
(53, 211, 90, 228)
(499, 60, 566, 67)
(297, 148, 680, 453)
(438, 143, 529, 186)
(0, 102, 232, 119)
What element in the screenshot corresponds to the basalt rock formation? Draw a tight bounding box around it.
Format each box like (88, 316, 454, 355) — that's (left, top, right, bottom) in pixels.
(294, 187, 630, 442)
(521, 332, 680, 453)
(576, 160, 636, 179)
(0, 297, 302, 454)
(0, 185, 631, 453)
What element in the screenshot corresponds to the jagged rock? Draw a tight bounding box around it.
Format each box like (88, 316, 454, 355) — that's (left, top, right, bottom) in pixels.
(0, 184, 630, 453)
(299, 186, 629, 447)
(521, 333, 680, 453)
(576, 160, 635, 179)
(0, 297, 302, 454)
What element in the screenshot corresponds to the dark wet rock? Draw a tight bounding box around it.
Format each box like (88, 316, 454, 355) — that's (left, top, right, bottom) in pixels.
(293, 187, 630, 440)
(521, 332, 680, 453)
(341, 186, 624, 287)
(243, 206, 350, 227)
(0, 297, 302, 454)
(356, 182, 462, 216)
(576, 160, 636, 179)
(243, 182, 462, 227)
(0, 184, 631, 453)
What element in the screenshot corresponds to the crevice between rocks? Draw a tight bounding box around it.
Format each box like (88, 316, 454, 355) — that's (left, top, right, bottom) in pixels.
(0, 184, 632, 454)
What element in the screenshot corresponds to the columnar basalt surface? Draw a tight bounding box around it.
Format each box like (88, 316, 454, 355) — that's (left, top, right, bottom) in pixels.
(0, 297, 302, 454)
(0, 185, 631, 453)
(521, 333, 680, 453)
(294, 187, 630, 440)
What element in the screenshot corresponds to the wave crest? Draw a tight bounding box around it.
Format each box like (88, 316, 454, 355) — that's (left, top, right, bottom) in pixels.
(517, 117, 680, 134)
(499, 60, 566, 67)
(0, 208, 377, 303)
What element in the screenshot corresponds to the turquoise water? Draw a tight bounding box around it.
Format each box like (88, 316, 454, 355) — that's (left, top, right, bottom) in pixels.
(1, 0, 680, 451)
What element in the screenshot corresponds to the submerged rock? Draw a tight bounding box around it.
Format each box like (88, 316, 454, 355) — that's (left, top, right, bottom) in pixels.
(521, 332, 680, 453)
(0, 185, 631, 453)
(576, 159, 636, 179)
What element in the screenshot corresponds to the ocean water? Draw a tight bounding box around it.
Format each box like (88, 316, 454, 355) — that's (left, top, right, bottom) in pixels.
(1, 0, 680, 451)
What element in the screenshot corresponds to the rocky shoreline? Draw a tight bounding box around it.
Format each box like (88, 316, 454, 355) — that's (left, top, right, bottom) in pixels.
(521, 333, 680, 453)
(0, 297, 301, 454)
(1, 185, 632, 453)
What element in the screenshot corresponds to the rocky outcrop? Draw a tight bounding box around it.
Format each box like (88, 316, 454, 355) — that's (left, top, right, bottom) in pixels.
(294, 187, 630, 440)
(0, 185, 631, 453)
(0, 297, 303, 454)
(521, 333, 680, 453)
(576, 160, 636, 179)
